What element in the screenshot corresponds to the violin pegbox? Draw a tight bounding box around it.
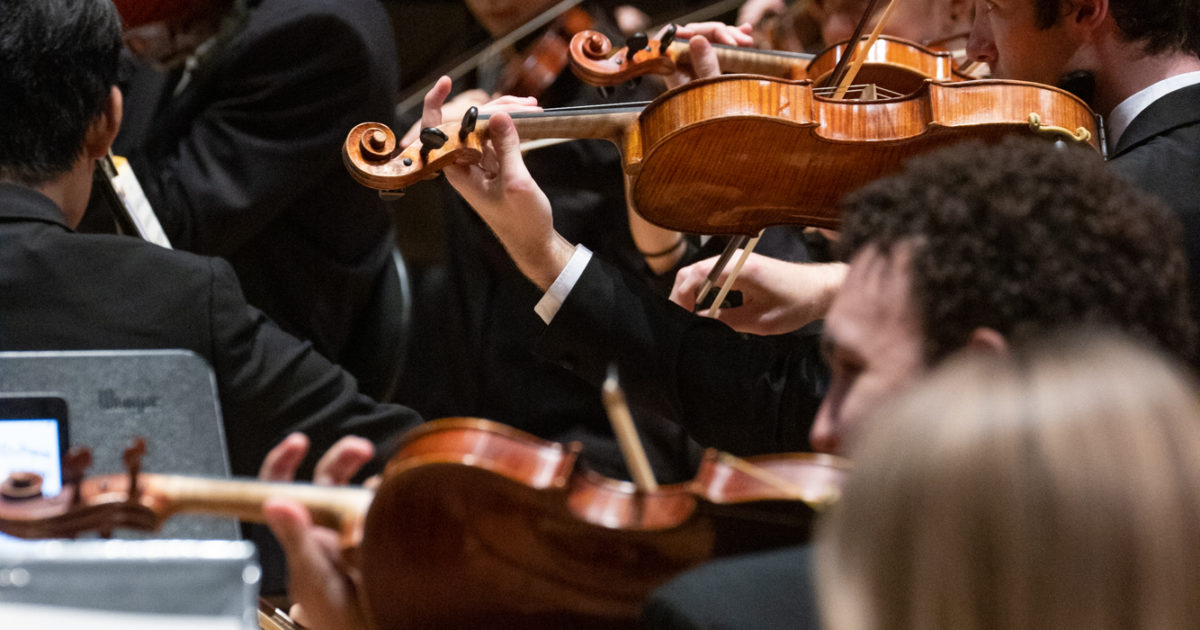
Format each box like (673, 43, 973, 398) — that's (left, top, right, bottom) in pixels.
(568, 28, 681, 87)
(0, 440, 159, 540)
(343, 116, 486, 194)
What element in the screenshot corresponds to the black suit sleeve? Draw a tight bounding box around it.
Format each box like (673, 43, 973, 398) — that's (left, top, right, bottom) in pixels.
(203, 256, 420, 476)
(129, 14, 383, 256)
(536, 257, 827, 455)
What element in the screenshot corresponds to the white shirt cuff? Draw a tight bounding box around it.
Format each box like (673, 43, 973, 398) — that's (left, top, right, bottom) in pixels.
(535, 244, 593, 324)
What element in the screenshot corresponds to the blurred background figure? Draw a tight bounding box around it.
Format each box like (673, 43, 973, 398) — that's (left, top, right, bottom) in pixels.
(818, 330, 1200, 630)
(741, 0, 974, 62)
(107, 0, 404, 400)
(393, 1, 802, 483)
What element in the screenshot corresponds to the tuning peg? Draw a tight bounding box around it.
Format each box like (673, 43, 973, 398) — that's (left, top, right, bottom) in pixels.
(626, 32, 648, 63)
(124, 438, 147, 496)
(419, 126, 449, 161)
(1, 472, 44, 501)
(459, 106, 478, 141)
(659, 25, 677, 53)
(64, 446, 93, 506)
(597, 85, 614, 99)
(419, 127, 449, 150)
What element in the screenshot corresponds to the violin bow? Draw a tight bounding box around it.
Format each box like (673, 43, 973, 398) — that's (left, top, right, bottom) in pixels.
(602, 365, 659, 492)
(698, 0, 902, 317)
(393, 0, 586, 117)
(395, 0, 746, 117)
(831, 0, 903, 99)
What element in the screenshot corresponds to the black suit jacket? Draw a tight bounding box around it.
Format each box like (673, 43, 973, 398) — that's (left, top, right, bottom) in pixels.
(536, 255, 828, 456)
(114, 0, 398, 367)
(0, 184, 420, 476)
(1108, 82, 1200, 323)
(642, 545, 820, 630)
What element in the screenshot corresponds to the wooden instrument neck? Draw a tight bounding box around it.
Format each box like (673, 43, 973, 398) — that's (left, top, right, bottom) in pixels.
(140, 474, 373, 534)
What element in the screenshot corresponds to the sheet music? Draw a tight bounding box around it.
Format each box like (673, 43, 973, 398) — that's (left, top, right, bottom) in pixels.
(107, 154, 173, 249)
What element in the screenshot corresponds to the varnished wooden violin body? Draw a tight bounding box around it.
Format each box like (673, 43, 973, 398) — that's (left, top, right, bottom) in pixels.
(361, 418, 846, 628)
(0, 418, 848, 629)
(344, 73, 1100, 235)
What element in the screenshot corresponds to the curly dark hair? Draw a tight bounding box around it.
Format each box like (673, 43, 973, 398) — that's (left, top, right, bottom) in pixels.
(1033, 0, 1200, 57)
(837, 137, 1196, 364)
(0, 0, 122, 185)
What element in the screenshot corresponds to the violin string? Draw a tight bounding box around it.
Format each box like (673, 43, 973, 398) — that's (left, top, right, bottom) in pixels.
(475, 101, 652, 123)
(709, 41, 814, 62)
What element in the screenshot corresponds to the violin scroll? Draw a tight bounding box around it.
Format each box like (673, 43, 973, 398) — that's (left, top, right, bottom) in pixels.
(0, 441, 160, 539)
(343, 115, 486, 194)
(569, 28, 683, 87)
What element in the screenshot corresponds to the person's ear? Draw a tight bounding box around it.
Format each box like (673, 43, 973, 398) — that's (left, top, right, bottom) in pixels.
(966, 327, 1009, 355)
(1065, 0, 1108, 31)
(83, 86, 123, 159)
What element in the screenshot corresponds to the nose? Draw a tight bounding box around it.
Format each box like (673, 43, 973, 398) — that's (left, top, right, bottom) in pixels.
(965, 13, 998, 68)
(809, 402, 842, 455)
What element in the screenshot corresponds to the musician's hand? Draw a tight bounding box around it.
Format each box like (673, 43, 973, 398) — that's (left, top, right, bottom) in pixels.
(258, 432, 375, 485)
(660, 22, 754, 89)
(670, 254, 847, 335)
(444, 111, 575, 291)
(259, 434, 375, 629)
(737, 0, 787, 26)
(400, 88, 489, 147)
(405, 76, 540, 149)
(264, 499, 368, 630)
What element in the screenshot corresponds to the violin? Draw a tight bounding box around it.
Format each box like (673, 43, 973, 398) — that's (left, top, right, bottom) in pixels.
(568, 28, 971, 94)
(0, 418, 848, 629)
(343, 73, 1100, 235)
(495, 6, 595, 98)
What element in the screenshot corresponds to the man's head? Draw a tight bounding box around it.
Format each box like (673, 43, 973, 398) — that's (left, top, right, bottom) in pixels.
(967, 0, 1200, 99)
(0, 0, 122, 189)
(112, 0, 233, 65)
(809, 137, 1195, 453)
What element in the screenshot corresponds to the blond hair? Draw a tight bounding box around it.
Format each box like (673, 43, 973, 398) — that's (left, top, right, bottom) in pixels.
(816, 331, 1200, 630)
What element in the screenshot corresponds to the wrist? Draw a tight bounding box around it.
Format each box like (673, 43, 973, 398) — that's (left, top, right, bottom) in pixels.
(519, 233, 576, 291)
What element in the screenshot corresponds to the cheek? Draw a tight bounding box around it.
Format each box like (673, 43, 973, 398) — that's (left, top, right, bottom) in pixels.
(835, 374, 885, 439)
(822, 15, 857, 45)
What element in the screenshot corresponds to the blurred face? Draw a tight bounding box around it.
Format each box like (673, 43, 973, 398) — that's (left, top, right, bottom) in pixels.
(965, 0, 1076, 81)
(810, 245, 928, 454)
(464, 0, 560, 37)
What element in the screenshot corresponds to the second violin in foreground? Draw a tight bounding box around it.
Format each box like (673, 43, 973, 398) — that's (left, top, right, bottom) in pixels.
(0, 418, 848, 629)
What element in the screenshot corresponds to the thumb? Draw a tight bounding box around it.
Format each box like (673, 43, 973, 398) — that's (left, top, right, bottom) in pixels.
(488, 113, 535, 187)
(263, 499, 314, 554)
